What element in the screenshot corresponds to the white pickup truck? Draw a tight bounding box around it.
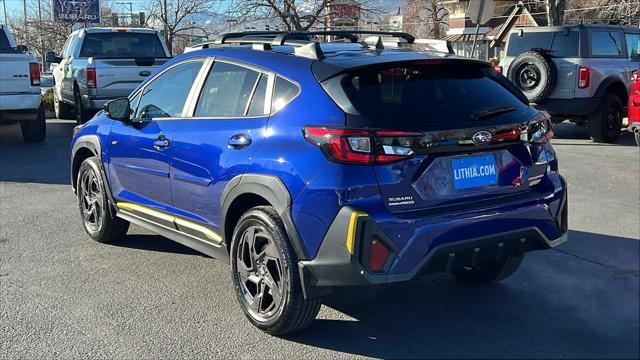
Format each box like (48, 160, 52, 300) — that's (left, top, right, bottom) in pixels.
(0, 25, 45, 142)
(46, 27, 171, 124)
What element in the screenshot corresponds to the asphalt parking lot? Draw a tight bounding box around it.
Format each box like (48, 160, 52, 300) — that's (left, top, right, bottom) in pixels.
(1, 120, 638, 359)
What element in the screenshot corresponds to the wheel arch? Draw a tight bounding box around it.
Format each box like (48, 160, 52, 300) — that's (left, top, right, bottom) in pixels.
(595, 77, 628, 105)
(221, 174, 309, 260)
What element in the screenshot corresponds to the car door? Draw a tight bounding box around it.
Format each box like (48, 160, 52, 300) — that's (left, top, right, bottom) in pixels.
(53, 35, 72, 102)
(169, 59, 273, 238)
(106, 58, 206, 215)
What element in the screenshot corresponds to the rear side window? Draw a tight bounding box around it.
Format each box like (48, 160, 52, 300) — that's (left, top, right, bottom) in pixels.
(591, 31, 623, 56)
(136, 60, 204, 119)
(247, 75, 269, 116)
(626, 33, 640, 62)
(507, 31, 578, 58)
(271, 76, 299, 112)
(195, 62, 261, 117)
(340, 63, 529, 131)
(80, 32, 166, 58)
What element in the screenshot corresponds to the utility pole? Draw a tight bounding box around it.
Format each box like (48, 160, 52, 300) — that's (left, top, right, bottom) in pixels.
(163, 0, 169, 53)
(2, 0, 7, 25)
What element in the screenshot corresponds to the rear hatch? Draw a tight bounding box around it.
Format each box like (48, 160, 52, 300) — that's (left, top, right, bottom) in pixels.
(81, 31, 170, 98)
(320, 60, 554, 214)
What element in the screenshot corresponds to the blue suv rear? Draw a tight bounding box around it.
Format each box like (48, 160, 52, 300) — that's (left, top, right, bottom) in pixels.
(70, 31, 568, 335)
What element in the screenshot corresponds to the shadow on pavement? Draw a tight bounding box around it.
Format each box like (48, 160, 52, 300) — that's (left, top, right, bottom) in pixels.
(0, 120, 76, 184)
(286, 229, 639, 358)
(553, 121, 636, 146)
(109, 234, 203, 256)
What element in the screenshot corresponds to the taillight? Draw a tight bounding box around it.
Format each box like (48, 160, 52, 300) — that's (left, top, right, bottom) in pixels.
(303, 126, 421, 164)
(578, 66, 590, 88)
(29, 63, 40, 86)
(86, 68, 96, 88)
(633, 93, 640, 107)
(368, 236, 390, 273)
(494, 65, 503, 74)
(528, 116, 554, 144)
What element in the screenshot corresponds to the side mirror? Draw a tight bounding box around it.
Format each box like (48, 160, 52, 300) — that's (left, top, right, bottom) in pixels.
(104, 98, 131, 121)
(45, 51, 62, 64)
(16, 44, 28, 53)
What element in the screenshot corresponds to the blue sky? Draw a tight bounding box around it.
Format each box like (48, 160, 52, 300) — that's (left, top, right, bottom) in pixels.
(1, 0, 402, 25)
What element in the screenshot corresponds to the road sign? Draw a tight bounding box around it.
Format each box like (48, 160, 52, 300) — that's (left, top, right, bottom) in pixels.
(52, 0, 101, 23)
(468, 0, 495, 25)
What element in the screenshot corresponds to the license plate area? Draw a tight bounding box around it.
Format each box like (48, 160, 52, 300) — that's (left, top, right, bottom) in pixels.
(452, 155, 498, 190)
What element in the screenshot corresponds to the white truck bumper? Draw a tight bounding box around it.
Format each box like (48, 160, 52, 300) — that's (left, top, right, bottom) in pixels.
(0, 93, 42, 122)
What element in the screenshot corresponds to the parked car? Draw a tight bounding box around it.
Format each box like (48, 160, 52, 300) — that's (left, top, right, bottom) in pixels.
(499, 25, 639, 143)
(0, 24, 46, 142)
(40, 73, 55, 96)
(629, 70, 640, 146)
(70, 31, 568, 335)
(47, 27, 171, 124)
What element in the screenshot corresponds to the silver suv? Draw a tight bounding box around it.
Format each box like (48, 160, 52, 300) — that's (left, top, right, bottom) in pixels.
(46, 28, 171, 124)
(500, 25, 640, 143)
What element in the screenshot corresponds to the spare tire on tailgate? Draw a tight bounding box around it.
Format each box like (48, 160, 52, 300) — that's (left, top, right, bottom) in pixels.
(507, 51, 557, 103)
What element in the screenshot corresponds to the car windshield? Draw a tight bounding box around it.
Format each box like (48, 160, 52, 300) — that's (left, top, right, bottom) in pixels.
(79, 32, 167, 58)
(340, 62, 530, 131)
(40, 76, 54, 87)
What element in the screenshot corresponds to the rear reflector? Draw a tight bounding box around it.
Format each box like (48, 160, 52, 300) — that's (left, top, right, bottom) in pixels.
(369, 236, 389, 272)
(86, 68, 96, 88)
(29, 63, 40, 86)
(578, 66, 590, 88)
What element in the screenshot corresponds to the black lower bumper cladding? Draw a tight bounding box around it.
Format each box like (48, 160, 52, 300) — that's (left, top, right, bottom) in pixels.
(299, 206, 568, 299)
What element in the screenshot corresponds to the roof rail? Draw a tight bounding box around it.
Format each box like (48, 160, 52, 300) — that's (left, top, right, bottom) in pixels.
(187, 30, 418, 59)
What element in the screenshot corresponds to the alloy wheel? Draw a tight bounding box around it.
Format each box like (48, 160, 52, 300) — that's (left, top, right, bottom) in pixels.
(235, 225, 285, 322)
(79, 169, 102, 233)
(516, 63, 541, 91)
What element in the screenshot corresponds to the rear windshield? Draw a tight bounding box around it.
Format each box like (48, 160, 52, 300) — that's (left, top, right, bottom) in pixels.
(80, 32, 166, 58)
(339, 62, 530, 131)
(507, 31, 579, 58)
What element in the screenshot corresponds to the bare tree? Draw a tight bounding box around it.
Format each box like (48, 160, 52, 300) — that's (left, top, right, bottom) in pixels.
(144, 0, 220, 54)
(545, 0, 566, 26)
(226, 0, 381, 32)
(402, 0, 448, 39)
(563, 0, 640, 26)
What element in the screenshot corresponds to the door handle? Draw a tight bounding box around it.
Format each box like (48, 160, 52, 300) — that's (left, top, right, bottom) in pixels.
(154, 135, 170, 150)
(228, 134, 252, 149)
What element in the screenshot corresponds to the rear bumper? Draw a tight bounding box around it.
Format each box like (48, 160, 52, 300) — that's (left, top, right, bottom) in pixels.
(534, 97, 601, 117)
(0, 93, 41, 112)
(88, 98, 110, 111)
(299, 176, 568, 298)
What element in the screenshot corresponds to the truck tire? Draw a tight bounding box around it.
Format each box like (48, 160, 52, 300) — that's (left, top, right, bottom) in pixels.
(588, 94, 623, 143)
(230, 206, 322, 335)
(74, 89, 90, 125)
(54, 92, 73, 120)
(507, 51, 557, 103)
(20, 104, 46, 143)
(635, 131, 640, 147)
(453, 255, 524, 285)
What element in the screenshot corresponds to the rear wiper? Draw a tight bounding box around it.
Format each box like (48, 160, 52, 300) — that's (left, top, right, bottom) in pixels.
(470, 105, 517, 121)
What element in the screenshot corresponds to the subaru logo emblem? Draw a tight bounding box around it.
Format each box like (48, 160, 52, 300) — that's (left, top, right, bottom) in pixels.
(472, 131, 492, 145)
(139, 71, 151, 77)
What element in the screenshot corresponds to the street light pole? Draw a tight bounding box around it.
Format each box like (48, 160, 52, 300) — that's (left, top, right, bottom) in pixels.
(2, 0, 8, 25)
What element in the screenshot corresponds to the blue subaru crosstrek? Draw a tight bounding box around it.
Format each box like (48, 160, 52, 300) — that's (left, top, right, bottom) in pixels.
(70, 31, 568, 335)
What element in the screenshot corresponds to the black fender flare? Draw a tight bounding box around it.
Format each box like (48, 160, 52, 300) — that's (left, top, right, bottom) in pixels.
(71, 135, 116, 212)
(594, 77, 628, 100)
(220, 174, 309, 260)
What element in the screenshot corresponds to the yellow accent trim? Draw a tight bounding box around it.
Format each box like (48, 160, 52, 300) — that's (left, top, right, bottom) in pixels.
(346, 211, 366, 255)
(175, 218, 222, 243)
(116, 202, 222, 244)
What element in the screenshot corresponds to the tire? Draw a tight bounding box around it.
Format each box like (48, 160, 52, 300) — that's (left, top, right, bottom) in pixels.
(453, 255, 524, 285)
(588, 94, 623, 143)
(77, 157, 129, 243)
(230, 206, 321, 335)
(507, 51, 557, 103)
(635, 131, 640, 147)
(74, 89, 93, 125)
(54, 91, 73, 120)
(20, 104, 46, 143)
